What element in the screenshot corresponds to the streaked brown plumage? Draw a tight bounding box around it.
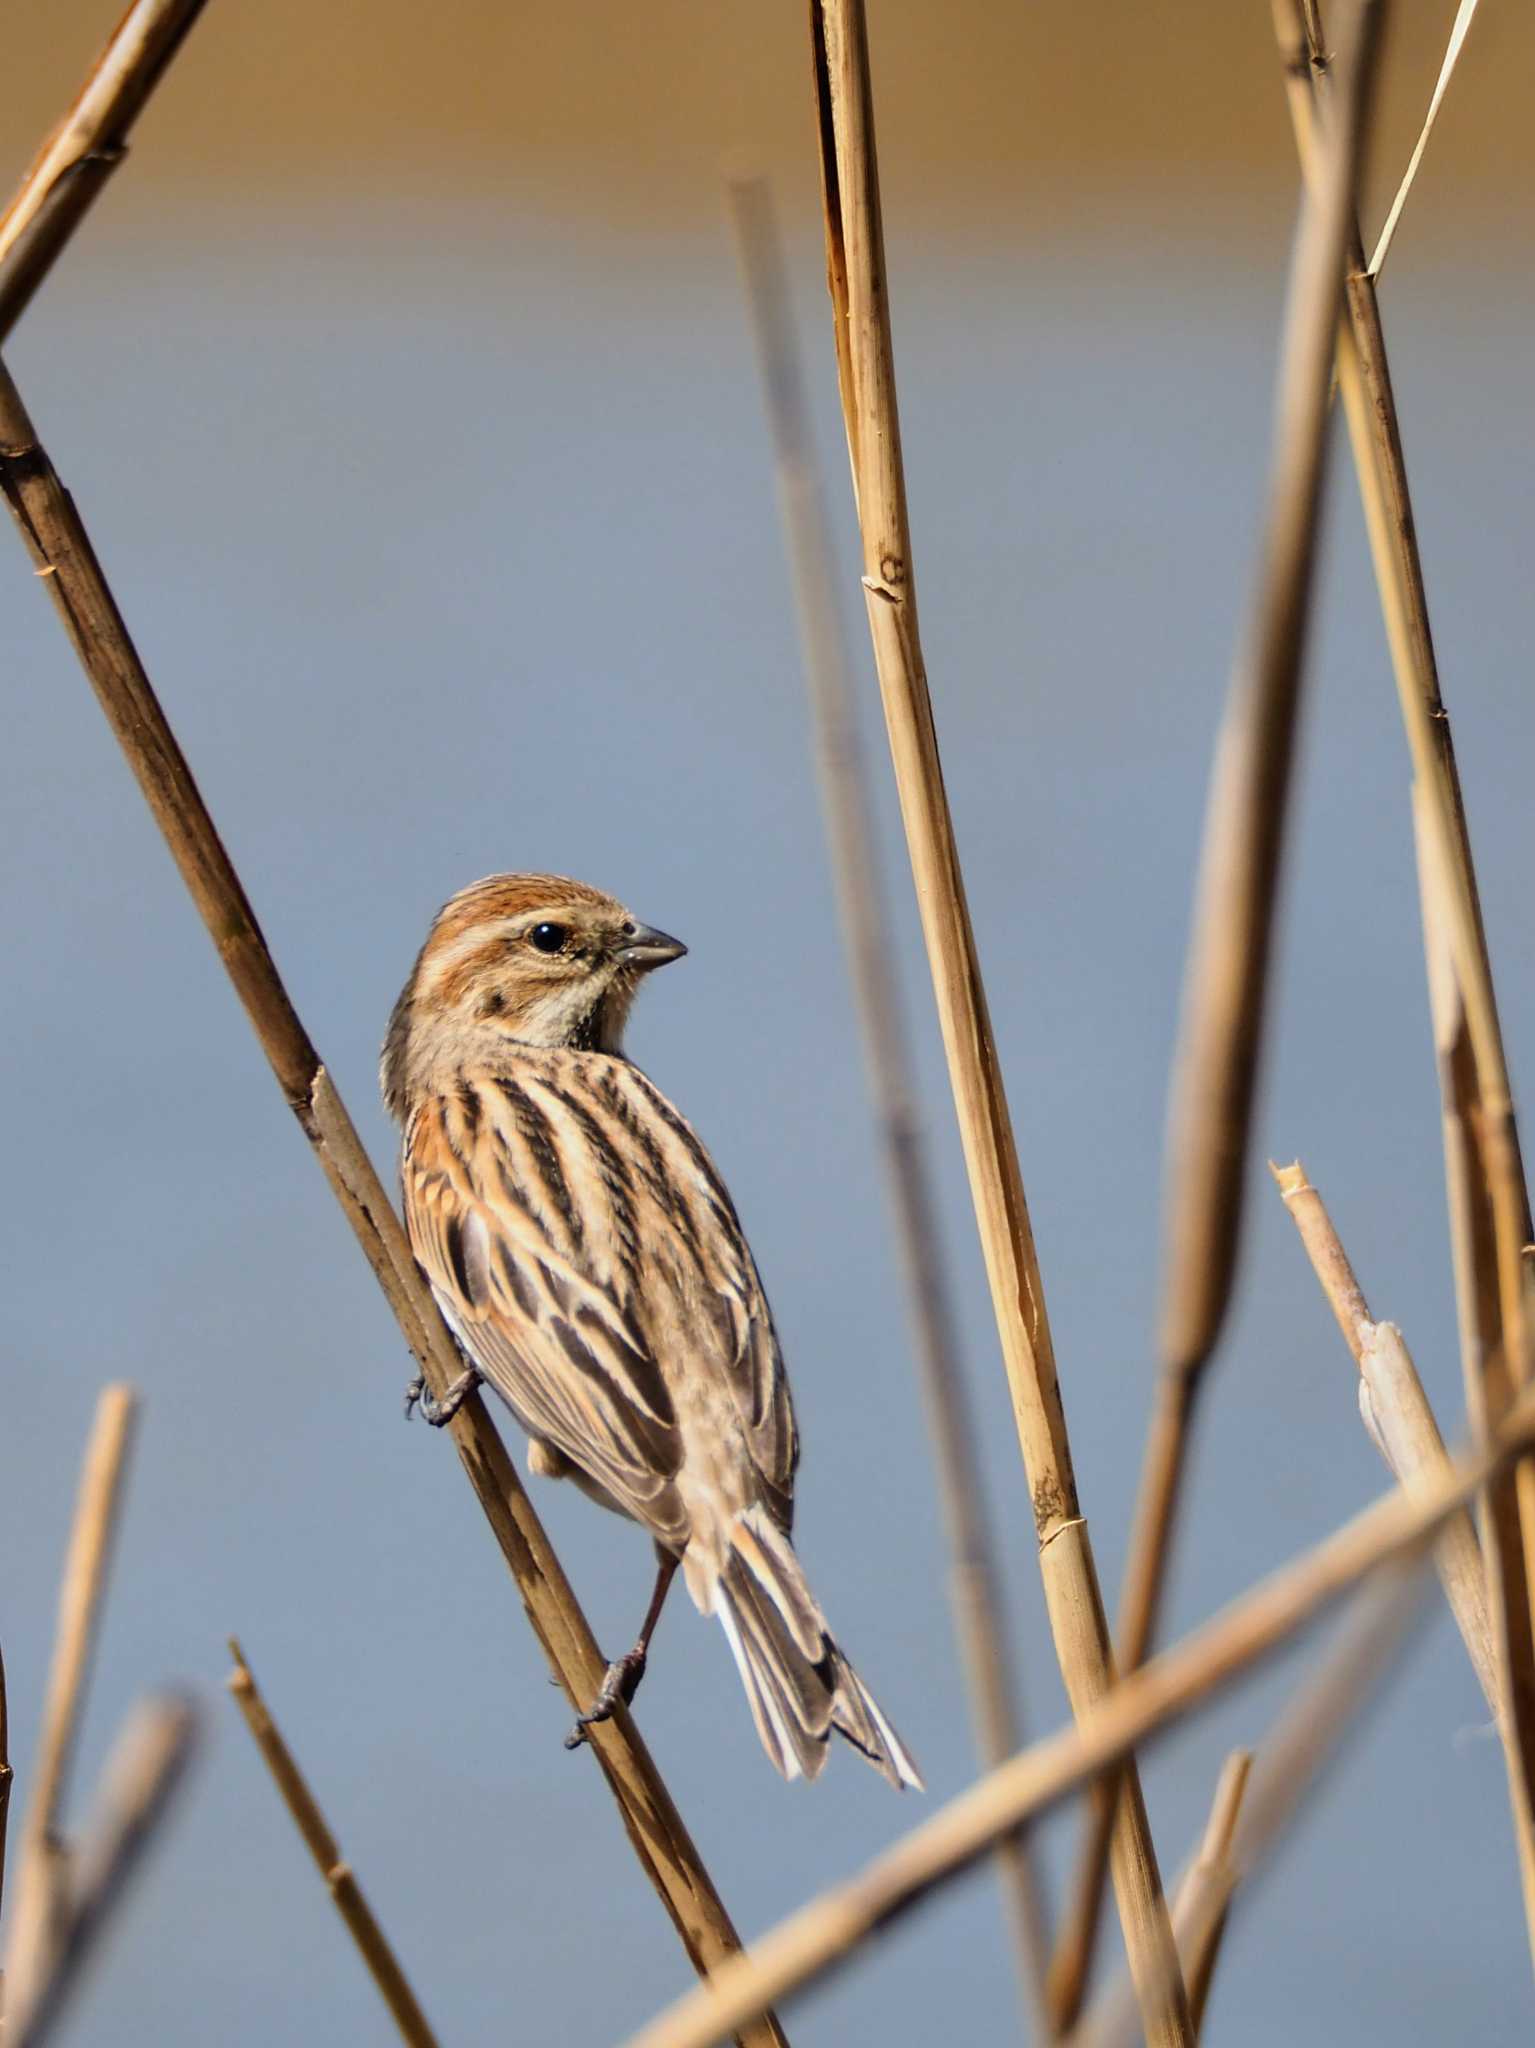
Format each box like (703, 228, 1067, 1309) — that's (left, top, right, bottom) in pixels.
(382, 872, 920, 1788)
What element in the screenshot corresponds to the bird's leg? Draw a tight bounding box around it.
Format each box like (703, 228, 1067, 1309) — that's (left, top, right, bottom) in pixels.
(403, 1364, 483, 1425)
(565, 1549, 680, 1750)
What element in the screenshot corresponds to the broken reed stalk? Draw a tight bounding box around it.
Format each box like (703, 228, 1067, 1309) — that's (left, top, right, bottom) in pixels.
(1052, 2, 1384, 2019)
(805, 3, 1187, 2037)
(3, 1387, 139, 2000)
(0, 360, 783, 2048)
(1173, 1751, 1253, 2037)
(723, 168, 1053, 2037)
(620, 1397, 1526, 2048)
(226, 1640, 438, 2048)
(0, 0, 213, 345)
(1279, 0, 1535, 1958)
(1074, 1567, 1425, 2048)
(1270, 1159, 1499, 1717)
(5, 1696, 199, 2048)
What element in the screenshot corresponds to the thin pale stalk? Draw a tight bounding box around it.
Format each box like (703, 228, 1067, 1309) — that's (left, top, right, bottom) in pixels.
(1073, 1568, 1424, 2048)
(724, 168, 1053, 2036)
(1270, 1159, 1499, 1719)
(3, 1387, 138, 1998)
(227, 1641, 438, 2048)
(0, 362, 782, 2048)
(6, 1697, 199, 2048)
(805, 4, 1188, 2036)
(621, 1395, 1532, 2048)
(1053, 5, 1384, 2019)
(0, 0, 213, 343)
(1367, 0, 1482, 279)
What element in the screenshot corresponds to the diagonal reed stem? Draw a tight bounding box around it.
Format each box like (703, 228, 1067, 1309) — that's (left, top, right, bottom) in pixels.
(1050, 4, 1384, 2019)
(2, 1387, 139, 2001)
(0, 358, 783, 2048)
(227, 1640, 439, 2048)
(619, 1384, 1535, 2048)
(724, 168, 1055, 2038)
(804, 2, 1190, 2036)
(0, 0, 214, 345)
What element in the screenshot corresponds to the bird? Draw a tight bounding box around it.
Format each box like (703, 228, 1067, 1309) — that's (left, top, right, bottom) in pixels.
(381, 871, 921, 1788)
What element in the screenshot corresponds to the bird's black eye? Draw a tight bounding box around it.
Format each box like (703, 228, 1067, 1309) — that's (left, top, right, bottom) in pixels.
(529, 922, 568, 955)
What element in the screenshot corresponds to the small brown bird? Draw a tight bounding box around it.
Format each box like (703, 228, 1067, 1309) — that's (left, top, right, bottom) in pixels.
(382, 872, 920, 1788)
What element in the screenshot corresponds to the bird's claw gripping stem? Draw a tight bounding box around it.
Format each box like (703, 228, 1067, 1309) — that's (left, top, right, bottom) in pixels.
(403, 1365, 483, 1426)
(564, 1648, 648, 1750)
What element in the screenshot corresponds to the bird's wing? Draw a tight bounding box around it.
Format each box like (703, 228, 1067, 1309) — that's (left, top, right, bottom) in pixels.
(403, 1084, 687, 1542)
(592, 1061, 800, 1530)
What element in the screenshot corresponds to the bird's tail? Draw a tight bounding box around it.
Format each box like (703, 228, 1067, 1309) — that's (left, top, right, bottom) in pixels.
(707, 1505, 922, 1790)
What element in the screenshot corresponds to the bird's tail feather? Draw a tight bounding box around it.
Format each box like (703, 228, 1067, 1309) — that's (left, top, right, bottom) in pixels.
(711, 1506, 922, 1790)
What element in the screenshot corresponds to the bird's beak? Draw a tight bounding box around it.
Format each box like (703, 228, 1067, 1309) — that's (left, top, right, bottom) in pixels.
(617, 921, 688, 969)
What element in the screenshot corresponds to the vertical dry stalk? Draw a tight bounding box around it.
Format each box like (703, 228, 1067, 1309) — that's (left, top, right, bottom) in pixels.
(1154, 0, 1381, 1575)
(724, 169, 1053, 2035)
(804, 3, 1189, 2037)
(618, 1415, 1533, 2048)
(3, 1386, 139, 1998)
(0, 363, 783, 2048)
(226, 1641, 438, 2048)
(1277, 0, 1535, 1955)
(1054, 4, 1384, 2019)
(0, 1644, 12, 1939)
(1417, 798, 1535, 1954)
(0, 0, 213, 343)
(5, 1696, 199, 2048)
(1074, 1568, 1425, 2048)
(1270, 1159, 1499, 1718)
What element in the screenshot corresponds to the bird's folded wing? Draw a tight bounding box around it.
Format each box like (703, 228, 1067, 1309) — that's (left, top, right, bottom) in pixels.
(403, 1100, 686, 1538)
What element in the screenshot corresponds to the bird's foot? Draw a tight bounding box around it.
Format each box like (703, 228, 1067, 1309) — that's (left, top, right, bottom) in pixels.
(403, 1365, 483, 1426)
(564, 1647, 648, 1750)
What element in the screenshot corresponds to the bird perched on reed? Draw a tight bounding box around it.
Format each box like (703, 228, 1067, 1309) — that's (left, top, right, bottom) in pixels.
(381, 872, 920, 1788)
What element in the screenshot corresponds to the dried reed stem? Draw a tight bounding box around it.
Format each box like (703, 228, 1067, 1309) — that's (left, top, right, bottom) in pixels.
(1271, 1159, 1499, 1718)
(1159, 0, 1379, 1375)
(3, 1387, 139, 2000)
(5, 1696, 199, 2048)
(1061, 1752, 1254, 2048)
(1052, 5, 1384, 2018)
(1074, 1567, 1424, 2048)
(1173, 1751, 1253, 2036)
(0, 1643, 12, 1942)
(1416, 798, 1535, 1955)
(0, 362, 783, 2048)
(226, 1640, 438, 2048)
(0, 0, 213, 344)
(805, 3, 1187, 2035)
(1279, 0, 1535, 1958)
(724, 167, 1053, 2036)
(621, 1395, 1528, 2048)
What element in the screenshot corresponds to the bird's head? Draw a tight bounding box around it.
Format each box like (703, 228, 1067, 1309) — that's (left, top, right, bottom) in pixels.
(381, 872, 686, 1113)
